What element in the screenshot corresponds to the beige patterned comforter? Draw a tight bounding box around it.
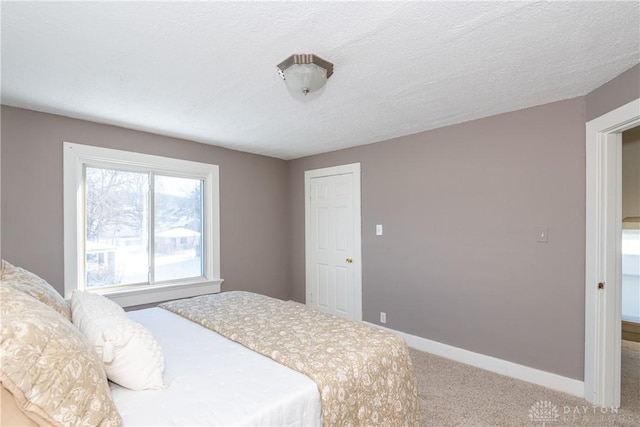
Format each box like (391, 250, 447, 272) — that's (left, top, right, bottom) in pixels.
(160, 291, 419, 427)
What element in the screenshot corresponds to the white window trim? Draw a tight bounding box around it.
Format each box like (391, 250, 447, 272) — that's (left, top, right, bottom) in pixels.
(63, 142, 222, 307)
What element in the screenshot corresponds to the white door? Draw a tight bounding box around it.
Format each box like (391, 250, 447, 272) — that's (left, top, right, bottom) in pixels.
(305, 163, 362, 321)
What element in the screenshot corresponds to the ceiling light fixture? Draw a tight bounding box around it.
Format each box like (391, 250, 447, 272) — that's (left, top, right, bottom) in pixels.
(277, 54, 333, 96)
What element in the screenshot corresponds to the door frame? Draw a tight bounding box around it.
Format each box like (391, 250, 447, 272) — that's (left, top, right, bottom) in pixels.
(585, 98, 640, 407)
(304, 163, 362, 321)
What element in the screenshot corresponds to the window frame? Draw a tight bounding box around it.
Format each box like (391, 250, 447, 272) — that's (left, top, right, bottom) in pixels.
(63, 142, 222, 307)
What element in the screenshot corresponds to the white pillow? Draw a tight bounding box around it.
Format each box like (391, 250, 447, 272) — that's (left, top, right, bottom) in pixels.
(71, 290, 165, 390)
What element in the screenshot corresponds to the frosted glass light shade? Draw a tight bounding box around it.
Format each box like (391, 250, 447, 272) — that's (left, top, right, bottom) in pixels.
(283, 63, 328, 95)
(277, 54, 333, 96)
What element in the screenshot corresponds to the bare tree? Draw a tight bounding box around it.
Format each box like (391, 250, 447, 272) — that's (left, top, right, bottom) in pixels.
(86, 167, 147, 242)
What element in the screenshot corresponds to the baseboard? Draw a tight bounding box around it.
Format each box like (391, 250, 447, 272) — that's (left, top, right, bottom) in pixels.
(365, 322, 585, 398)
(622, 320, 640, 342)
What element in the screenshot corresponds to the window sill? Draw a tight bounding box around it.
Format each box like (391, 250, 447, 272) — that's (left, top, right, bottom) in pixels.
(93, 279, 223, 308)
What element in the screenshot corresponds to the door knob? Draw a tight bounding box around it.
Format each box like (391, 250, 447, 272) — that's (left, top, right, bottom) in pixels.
(346, 257, 353, 263)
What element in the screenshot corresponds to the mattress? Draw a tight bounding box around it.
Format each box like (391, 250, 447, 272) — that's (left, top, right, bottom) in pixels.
(109, 307, 322, 426)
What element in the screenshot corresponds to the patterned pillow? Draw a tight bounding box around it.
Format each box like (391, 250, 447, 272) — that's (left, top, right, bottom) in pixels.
(0, 285, 122, 427)
(1, 260, 71, 321)
(72, 290, 165, 390)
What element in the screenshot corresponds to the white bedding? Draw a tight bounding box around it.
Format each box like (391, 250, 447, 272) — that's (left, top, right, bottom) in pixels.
(110, 307, 322, 426)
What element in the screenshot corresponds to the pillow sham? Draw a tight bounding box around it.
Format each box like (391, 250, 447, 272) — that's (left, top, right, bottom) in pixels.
(71, 290, 165, 391)
(0, 285, 122, 427)
(1, 259, 71, 321)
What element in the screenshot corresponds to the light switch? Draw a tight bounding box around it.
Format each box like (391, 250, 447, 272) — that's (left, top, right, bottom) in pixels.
(537, 228, 549, 243)
(376, 224, 383, 236)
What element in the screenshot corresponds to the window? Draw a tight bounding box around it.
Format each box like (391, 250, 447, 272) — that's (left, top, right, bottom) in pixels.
(64, 142, 222, 307)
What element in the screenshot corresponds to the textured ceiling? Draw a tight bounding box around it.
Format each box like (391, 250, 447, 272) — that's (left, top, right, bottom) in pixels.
(1, 1, 639, 160)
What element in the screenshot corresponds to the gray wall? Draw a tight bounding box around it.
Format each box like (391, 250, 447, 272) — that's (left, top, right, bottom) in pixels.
(586, 64, 640, 122)
(288, 98, 587, 380)
(622, 126, 640, 219)
(0, 106, 290, 300)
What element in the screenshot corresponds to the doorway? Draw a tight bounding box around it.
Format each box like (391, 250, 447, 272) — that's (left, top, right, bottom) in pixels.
(620, 126, 640, 412)
(621, 126, 640, 337)
(585, 98, 640, 408)
(304, 163, 362, 321)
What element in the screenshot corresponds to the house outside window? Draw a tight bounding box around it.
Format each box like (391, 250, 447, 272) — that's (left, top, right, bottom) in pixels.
(64, 142, 222, 307)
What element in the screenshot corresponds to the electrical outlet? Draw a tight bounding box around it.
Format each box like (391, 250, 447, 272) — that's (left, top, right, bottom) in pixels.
(380, 312, 386, 324)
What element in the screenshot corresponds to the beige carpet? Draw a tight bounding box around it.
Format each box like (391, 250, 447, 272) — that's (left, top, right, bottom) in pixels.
(411, 340, 639, 426)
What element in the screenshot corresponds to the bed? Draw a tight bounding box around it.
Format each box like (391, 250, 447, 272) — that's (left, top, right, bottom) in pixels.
(110, 307, 322, 426)
(0, 260, 419, 426)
